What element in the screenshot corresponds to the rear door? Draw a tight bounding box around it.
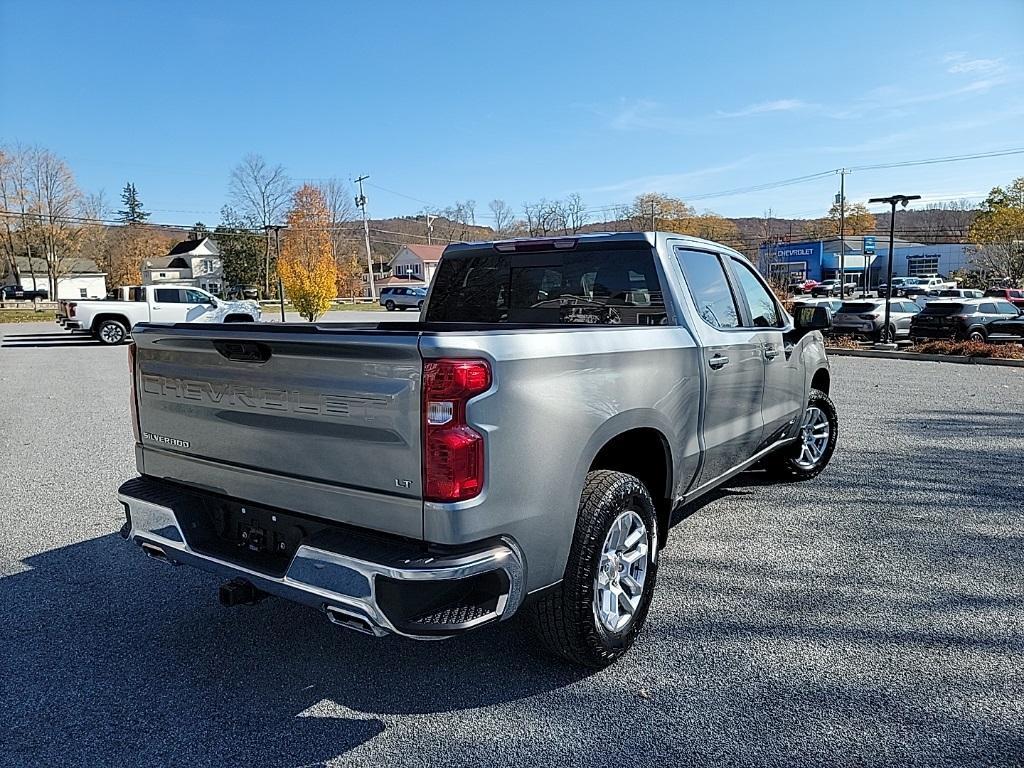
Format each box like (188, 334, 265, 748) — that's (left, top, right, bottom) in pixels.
(674, 247, 765, 485)
(132, 324, 425, 537)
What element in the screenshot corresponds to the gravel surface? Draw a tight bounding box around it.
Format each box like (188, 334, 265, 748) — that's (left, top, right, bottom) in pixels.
(1, 321, 1022, 767)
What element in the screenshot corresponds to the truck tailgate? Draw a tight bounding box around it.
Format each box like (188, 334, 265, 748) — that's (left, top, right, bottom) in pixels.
(132, 323, 425, 538)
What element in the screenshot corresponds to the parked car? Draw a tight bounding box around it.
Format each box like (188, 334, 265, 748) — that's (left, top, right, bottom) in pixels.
(1, 284, 49, 300)
(792, 298, 844, 317)
(910, 299, 1024, 342)
(879, 276, 956, 298)
(831, 299, 920, 341)
(225, 284, 260, 300)
(811, 279, 856, 297)
(788, 278, 818, 295)
(117, 232, 837, 668)
(57, 284, 261, 344)
(983, 287, 1024, 309)
(380, 285, 427, 311)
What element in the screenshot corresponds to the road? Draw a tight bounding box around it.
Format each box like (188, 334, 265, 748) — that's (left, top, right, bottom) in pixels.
(1, 321, 1022, 767)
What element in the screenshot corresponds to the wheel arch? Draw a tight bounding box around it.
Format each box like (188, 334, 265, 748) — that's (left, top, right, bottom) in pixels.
(588, 426, 673, 547)
(222, 313, 255, 323)
(810, 367, 830, 395)
(91, 313, 131, 332)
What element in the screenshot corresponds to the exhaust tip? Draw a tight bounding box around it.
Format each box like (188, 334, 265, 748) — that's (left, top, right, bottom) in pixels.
(325, 605, 377, 635)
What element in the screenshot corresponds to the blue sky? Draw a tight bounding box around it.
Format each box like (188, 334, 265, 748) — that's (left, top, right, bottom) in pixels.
(2, 0, 1022, 225)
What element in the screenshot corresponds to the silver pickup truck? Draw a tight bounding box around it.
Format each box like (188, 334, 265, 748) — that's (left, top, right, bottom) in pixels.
(118, 232, 836, 668)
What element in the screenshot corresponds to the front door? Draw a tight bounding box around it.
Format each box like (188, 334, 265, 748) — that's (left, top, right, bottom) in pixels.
(725, 256, 805, 442)
(674, 248, 765, 486)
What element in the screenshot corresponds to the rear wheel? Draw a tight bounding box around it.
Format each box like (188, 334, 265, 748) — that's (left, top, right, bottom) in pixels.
(530, 470, 658, 668)
(95, 318, 129, 345)
(384, 300, 396, 311)
(967, 328, 986, 342)
(762, 388, 838, 481)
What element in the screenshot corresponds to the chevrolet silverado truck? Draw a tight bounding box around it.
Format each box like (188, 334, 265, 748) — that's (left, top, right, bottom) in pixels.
(58, 284, 261, 345)
(117, 232, 837, 668)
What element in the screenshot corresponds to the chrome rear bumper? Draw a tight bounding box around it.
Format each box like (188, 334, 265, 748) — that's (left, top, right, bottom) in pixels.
(118, 478, 526, 639)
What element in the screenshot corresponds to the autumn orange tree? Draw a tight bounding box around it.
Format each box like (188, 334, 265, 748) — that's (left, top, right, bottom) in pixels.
(278, 184, 338, 321)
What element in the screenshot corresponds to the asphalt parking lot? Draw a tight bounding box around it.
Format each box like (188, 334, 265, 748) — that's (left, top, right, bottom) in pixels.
(1, 320, 1022, 768)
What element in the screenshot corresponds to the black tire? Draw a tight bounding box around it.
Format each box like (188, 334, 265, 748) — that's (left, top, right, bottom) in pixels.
(95, 318, 129, 345)
(762, 388, 838, 481)
(530, 470, 659, 669)
(967, 328, 986, 342)
(384, 300, 396, 311)
(417, 301, 424, 310)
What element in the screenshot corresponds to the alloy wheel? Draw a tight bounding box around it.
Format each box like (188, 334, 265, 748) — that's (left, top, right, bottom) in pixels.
(593, 510, 649, 633)
(794, 405, 830, 469)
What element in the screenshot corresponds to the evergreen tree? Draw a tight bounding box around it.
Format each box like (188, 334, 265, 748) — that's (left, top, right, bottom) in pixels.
(118, 182, 149, 224)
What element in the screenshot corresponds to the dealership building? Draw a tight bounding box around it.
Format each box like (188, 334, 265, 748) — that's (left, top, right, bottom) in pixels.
(760, 237, 976, 287)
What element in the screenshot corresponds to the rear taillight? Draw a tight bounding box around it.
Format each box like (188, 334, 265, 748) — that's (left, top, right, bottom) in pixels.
(128, 342, 141, 442)
(422, 358, 491, 502)
(67, 302, 77, 317)
(858, 314, 878, 320)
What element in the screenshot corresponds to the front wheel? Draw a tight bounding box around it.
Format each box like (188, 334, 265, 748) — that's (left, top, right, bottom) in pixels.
(762, 388, 838, 481)
(530, 470, 659, 668)
(96, 318, 129, 345)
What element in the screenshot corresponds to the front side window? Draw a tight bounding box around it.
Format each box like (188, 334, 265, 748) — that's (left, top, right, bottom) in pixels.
(997, 301, 1019, 315)
(730, 258, 783, 328)
(676, 249, 740, 329)
(185, 289, 209, 303)
(426, 247, 667, 325)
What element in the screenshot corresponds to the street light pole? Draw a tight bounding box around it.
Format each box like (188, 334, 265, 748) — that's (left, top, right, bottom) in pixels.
(868, 194, 921, 347)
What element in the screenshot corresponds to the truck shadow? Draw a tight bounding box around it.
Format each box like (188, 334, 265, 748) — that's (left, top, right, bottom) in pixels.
(1, 332, 103, 348)
(0, 533, 584, 767)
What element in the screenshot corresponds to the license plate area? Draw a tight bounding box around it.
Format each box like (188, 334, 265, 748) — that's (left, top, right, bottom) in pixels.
(176, 497, 310, 577)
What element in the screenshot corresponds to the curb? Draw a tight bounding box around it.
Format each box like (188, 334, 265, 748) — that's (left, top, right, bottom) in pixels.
(825, 347, 1024, 368)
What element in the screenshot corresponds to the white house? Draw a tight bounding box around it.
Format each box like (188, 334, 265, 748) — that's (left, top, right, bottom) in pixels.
(389, 244, 445, 284)
(3, 256, 107, 299)
(143, 237, 224, 293)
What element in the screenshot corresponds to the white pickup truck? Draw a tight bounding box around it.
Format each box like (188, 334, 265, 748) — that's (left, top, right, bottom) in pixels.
(57, 284, 262, 344)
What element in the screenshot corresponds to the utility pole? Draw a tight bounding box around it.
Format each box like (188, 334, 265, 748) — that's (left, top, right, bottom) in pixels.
(354, 175, 375, 299)
(650, 201, 656, 232)
(265, 225, 286, 322)
(425, 213, 437, 245)
(837, 169, 847, 299)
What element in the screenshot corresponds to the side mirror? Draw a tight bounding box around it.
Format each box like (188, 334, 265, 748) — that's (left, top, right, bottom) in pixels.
(794, 305, 832, 334)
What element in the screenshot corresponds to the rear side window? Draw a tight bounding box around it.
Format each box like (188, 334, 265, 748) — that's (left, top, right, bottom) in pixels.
(921, 303, 964, 316)
(425, 247, 667, 325)
(155, 289, 183, 303)
(675, 249, 740, 329)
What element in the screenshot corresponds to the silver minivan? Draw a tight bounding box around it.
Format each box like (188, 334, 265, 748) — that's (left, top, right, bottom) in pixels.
(379, 286, 427, 311)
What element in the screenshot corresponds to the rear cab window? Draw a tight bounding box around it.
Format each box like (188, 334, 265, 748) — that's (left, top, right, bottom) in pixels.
(425, 244, 668, 326)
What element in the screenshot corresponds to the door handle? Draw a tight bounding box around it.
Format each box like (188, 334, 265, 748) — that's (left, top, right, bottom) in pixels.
(764, 346, 780, 360)
(708, 354, 730, 370)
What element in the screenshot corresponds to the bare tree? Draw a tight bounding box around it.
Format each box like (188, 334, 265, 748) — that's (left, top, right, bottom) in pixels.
(315, 178, 359, 259)
(228, 154, 292, 296)
(437, 200, 478, 243)
(23, 147, 83, 297)
(0, 145, 27, 283)
(565, 193, 588, 234)
(488, 199, 515, 237)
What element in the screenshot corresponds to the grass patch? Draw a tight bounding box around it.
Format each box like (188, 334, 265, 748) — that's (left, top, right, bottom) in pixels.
(914, 340, 1024, 360)
(0, 309, 56, 323)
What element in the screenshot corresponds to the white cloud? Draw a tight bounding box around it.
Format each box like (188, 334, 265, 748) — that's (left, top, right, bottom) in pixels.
(944, 53, 1003, 75)
(582, 159, 749, 198)
(716, 99, 808, 118)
